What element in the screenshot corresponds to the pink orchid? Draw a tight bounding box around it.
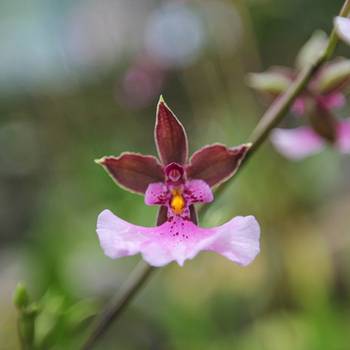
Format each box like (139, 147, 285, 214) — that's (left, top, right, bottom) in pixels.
(248, 31, 350, 159)
(96, 97, 260, 267)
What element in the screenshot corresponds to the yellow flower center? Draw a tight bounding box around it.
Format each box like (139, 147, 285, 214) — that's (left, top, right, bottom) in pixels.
(170, 189, 185, 215)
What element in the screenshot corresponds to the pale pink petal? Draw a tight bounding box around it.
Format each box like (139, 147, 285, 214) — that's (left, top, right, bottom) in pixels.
(321, 92, 346, 110)
(184, 180, 214, 204)
(336, 119, 350, 153)
(97, 210, 260, 267)
(271, 127, 324, 160)
(97, 210, 146, 259)
(203, 216, 260, 266)
(335, 17, 350, 46)
(144, 182, 169, 205)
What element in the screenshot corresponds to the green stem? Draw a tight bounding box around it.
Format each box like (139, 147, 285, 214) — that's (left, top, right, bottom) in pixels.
(81, 261, 154, 350)
(81, 1, 350, 348)
(81, 207, 167, 350)
(325, 0, 350, 60)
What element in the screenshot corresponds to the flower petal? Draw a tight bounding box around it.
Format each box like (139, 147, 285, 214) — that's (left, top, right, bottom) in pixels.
(97, 209, 146, 259)
(97, 153, 164, 194)
(308, 100, 337, 143)
(97, 210, 260, 267)
(335, 16, 350, 46)
(155, 96, 188, 165)
(336, 119, 350, 153)
(187, 143, 251, 187)
(271, 127, 324, 160)
(184, 179, 213, 204)
(145, 182, 169, 205)
(203, 215, 260, 266)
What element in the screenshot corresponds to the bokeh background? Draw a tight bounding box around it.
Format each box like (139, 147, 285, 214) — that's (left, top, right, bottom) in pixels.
(1, 0, 350, 349)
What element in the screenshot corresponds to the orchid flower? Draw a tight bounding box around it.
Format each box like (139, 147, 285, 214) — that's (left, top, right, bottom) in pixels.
(248, 31, 350, 159)
(96, 97, 260, 267)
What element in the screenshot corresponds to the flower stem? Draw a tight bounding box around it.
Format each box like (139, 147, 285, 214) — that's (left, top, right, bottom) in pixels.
(81, 207, 167, 350)
(325, 0, 350, 60)
(81, 1, 350, 348)
(81, 261, 155, 350)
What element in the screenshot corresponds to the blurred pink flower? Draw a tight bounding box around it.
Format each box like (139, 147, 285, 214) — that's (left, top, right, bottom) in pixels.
(248, 31, 350, 159)
(271, 120, 350, 160)
(96, 97, 260, 266)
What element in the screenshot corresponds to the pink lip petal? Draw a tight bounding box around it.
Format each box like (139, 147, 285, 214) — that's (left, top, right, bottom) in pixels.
(97, 209, 147, 259)
(97, 210, 260, 267)
(202, 215, 260, 266)
(271, 127, 324, 160)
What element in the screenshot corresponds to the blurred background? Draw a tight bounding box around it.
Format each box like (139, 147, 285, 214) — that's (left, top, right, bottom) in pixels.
(1, 0, 350, 349)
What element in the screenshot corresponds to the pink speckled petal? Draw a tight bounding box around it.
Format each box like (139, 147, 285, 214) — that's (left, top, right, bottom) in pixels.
(271, 127, 324, 160)
(184, 180, 214, 204)
(336, 119, 350, 153)
(335, 17, 350, 46)
(97, 210, 260, 267)
(144, 182, 169, 206)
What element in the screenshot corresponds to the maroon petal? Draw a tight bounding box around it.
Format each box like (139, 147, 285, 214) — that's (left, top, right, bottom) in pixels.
(155, 96, 188, 165)
(308, 100, 337, 143)
(187, 143, 251, 187)
(97, 153, 164, 194)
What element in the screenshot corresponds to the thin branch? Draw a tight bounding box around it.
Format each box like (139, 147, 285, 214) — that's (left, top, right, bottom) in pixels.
(82, 261, 154, 350)
(81, 1, 350, 348)
(81, 207, 167, 350)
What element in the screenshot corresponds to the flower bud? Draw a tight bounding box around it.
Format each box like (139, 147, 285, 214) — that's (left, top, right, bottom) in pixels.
(13, 282, 29, 310)
(247, 71, 290, 95)
(295, 30, 327, 69)
(314, 59, 350, 94)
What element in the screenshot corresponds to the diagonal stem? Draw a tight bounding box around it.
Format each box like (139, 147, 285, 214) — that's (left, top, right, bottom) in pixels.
(81, 261, 154, 350)
(81, 1, 350, 348)
(81, 207, 167, 350)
